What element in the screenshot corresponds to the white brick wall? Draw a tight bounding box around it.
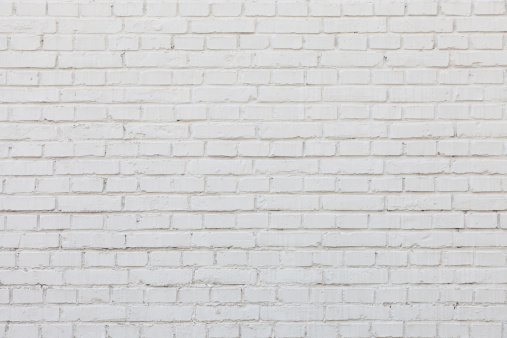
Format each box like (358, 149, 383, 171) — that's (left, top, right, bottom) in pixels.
(0, 0, 506, 337)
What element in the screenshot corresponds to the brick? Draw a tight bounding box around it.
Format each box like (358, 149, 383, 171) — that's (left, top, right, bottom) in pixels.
(391, 18, 453, 32)
(323, 232, 387, 247)
(322, 196, 384, 211)
(0, 3, 504, 330)
(324, 18, 387, 33)
(193, 19, 255, 33)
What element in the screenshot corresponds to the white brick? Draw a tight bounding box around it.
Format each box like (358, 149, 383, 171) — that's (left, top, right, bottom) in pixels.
(80, 3, 111, 17)
(48, 3, 78, 17)
(0, 3, 503, 330)
(325, 18, 386, 33)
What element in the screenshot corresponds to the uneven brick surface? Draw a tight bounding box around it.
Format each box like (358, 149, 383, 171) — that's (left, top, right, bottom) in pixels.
(0, 1, 507, 337)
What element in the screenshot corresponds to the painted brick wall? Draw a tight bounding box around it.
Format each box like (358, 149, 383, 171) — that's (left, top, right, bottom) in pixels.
(0, 0, 506, 337)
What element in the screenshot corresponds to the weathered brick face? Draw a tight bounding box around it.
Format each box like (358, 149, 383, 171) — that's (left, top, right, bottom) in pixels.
(0, 1, 506, 337)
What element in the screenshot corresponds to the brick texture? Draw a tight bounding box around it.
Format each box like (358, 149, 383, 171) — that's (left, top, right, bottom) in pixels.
(1, 1, 507, 337)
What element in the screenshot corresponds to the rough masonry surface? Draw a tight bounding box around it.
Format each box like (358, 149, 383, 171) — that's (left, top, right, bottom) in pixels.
(0, 0, 506, 337)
